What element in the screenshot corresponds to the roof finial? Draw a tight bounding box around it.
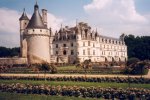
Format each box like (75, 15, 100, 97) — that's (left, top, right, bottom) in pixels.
(76, 19, 78, 27)
(36, 0, 38, 5)
(23, 8, 25, 12)
(61, 23, 62, 28)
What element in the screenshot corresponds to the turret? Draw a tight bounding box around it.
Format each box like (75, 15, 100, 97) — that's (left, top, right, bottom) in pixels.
(19, 8, 29, 58)
(25, 2, 50, 64)
(19, 8, 29, 30)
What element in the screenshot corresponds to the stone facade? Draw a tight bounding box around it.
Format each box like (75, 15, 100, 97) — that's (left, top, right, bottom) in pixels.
(52, 22, 127, 63)
(19, 3, 127, 64)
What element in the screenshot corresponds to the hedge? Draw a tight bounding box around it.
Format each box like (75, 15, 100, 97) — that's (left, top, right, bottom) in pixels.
(0, 83, 149, 99)
(0, 76, 150, 84)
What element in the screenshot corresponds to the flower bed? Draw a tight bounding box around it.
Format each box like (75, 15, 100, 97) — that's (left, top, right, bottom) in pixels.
(0, 83, 149, 99)
(0, 76, 150, 84)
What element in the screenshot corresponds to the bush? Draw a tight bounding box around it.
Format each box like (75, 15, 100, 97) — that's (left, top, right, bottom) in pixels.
(0, 83, 150, 99)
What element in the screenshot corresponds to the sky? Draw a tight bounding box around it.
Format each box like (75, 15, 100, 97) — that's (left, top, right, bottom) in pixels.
(0, 0, 150, 47)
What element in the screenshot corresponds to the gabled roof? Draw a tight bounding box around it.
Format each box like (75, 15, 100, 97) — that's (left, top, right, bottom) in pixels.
(19, 8, 29, 21)
(27, 3, 46, 29)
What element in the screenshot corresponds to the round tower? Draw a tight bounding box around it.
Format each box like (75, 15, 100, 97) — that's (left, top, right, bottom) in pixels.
(25, 2, 50, 64)
(19, 8, 29, 58)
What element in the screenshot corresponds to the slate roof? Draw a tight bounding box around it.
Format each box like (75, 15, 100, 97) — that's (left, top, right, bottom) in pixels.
(27, 3, 46, 29)
(19, 9, 29, 21)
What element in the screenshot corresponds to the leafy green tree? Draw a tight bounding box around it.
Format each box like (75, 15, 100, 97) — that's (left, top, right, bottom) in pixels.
(0, 47, 20, 57)
(37, 63, 57, 81)
(124, 35, 150, 60)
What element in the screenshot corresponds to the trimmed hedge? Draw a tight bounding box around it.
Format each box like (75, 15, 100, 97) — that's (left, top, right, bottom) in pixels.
(0, 83, 150, 99)
(0, 76, 150, 84)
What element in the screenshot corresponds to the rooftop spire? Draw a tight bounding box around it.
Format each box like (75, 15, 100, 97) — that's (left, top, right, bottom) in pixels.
(27, 1, 46, 29)
(76, 19, 78, 27)
(19, 8, 29, 21)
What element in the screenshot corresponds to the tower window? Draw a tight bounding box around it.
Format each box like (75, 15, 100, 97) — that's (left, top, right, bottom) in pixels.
(63, 44, 66, 47)
(40, 30, 42, 32)
(71, 50, 74, 55)
(56, 44, 58, 48)
(33, 29, 35, 32)
(71, 43, 73, 47)
(63, 50, 67, 55)
(56, 51, 58, 55)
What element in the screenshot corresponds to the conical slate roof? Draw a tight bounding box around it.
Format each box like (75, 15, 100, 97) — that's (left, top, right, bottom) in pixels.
(27, 3, 46, 29)
(19, 9, 29, 21)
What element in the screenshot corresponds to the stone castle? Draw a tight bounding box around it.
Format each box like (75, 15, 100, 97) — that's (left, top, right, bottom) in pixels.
(19, 2, 127, 64)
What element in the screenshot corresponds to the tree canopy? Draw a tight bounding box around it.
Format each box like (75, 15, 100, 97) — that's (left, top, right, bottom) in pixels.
(124, 35, 150, 60)
(0, 47, 20, 57)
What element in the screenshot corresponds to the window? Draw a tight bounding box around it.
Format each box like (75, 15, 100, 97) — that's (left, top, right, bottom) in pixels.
(71, 43, 73, 47)
(56, 44, 58, 48)
(40, 30, 42, 32)
(33, 29, 35, 32)
(93, 50, 95, 55)
(63, 44, 66, 47)
(63, 50, 67, 55)
(56, 51, 58, 55)
(88, 41, 90, 46)
(88, 48, 90, 55)
(93, 43, 95, 47)
(83, 50, 85, 55)
(83, 42, 85, 46)
(71, 50, 74, 55)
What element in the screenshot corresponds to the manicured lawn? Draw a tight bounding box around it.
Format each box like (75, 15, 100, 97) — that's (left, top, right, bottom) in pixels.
(57, 66, 80, 70)
(0, 80, 150, 89)
(0, 92, 95, 100)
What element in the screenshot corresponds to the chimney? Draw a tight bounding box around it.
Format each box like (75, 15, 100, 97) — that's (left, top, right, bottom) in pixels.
(42, 9, 47, 27)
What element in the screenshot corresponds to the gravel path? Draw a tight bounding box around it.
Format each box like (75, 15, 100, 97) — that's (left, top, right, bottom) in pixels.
(1, 71, 150, 78)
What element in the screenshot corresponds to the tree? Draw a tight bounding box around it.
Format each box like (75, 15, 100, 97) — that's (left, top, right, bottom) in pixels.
(125, 58, 150, 76)
(124, 35, 150, 60)
(0, 47, 20, 57)
(37, 63, 57, 81)
(82, 59, 92, 77)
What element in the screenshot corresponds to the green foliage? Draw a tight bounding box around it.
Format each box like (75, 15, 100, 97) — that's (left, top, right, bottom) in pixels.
(0, 92, 94, 100)
(1, 76, 150, 84)
(124, 35, 150, 60)
(0, 47, 20, 57)
(37, 63, 57, 74)
(0, 83, 150, 99)
(127, 57, 140, 66)
(125, 59, 150, 75)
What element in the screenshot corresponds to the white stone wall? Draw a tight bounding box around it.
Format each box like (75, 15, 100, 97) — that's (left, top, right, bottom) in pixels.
(51, 35, 127, 63)
(26, 29, 50, 64)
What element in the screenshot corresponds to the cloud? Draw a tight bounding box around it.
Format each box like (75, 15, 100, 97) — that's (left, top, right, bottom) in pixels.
(47, 13, 63, 31)
(83, 0, 150, 37)
(0, 8, 20, 47)
(0, 8, 63, 47)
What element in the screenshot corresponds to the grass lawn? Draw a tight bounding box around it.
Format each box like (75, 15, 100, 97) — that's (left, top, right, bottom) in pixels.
(0, 92, 95, 100)
(57, 66, 79, 70)
(0, 80, 150, 89)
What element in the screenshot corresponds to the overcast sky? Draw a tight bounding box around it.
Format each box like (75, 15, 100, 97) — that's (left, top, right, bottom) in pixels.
(0, 0, 150, 47)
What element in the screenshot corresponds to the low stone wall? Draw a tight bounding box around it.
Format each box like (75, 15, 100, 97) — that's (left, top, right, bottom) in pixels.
(0, 57, 27, 65)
